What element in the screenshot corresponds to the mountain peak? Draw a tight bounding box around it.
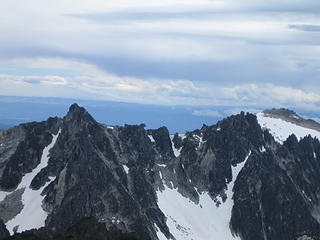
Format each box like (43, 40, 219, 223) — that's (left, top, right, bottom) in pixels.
(68, 103, 85, 114)
(65, 103, 96, 124)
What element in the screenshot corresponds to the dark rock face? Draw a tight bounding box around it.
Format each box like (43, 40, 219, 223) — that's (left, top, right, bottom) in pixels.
(0, 118, 61, 191)
(2, 217, 150, 240)
(0, 219, 9, 239)
(173, 112, 266, 200)
(1, 104, 320, 240)
(148, 127, 174, 160)
(172, 133, 182, 149)
(231, 136, 320, 240)
(53, 217, 150, 240)
(0, 188, 24, 223)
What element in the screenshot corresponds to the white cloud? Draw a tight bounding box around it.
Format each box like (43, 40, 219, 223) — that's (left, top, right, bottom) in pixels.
(0, 57, 319, 112)
(0, 74, 67, 85)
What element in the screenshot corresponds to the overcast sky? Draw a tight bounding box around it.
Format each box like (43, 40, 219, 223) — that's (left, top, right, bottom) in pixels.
(0, 0, 319, 113)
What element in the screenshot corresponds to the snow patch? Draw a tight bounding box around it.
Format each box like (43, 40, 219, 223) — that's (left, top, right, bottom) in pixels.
(257, 112, 320, 144)
(5, 130, 61, 234)
(154, 224, 168, 240)
(260, 145, 266, 153)
(107, 126, 114, 130)
(123, 165, 129, 174)
(193, 134, 206, 149)
(179, 134, 186, 140)
(149, 135, 156, 143)
(314, 152, 317, 159)
(0, 190, 10, 202)
(158, 164, 167, 168)
(156, 150, 251, 240)
(297, 235, 314, 240)
(169, 135, 182, 158)
(302, 190, 312, 202)
(111, 216, 120, 224)
(193, 134, 202, 142)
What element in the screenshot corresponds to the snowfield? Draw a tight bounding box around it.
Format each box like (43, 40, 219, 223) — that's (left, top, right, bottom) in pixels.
(4, 130, 60, 234)
(156, 151, 251, 240)
(257, 112, 320, 144)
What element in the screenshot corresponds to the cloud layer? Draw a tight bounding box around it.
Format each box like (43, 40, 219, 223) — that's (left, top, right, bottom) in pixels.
(0, 0, 319, 111)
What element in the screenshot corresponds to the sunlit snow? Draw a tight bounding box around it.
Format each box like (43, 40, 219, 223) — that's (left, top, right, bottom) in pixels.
(179, 134, 186, 140)
(149, 135, 156, 143)
(156, 150, 251, 240)
(193, 134, 206, 150)
(257, 112, 320, 144)
(259, 145, 266, 153)
(158, 164, 167, 168)
(123, 165, 129, 174)
(5, 130, 60, 234)
(155, 223, 168, 240)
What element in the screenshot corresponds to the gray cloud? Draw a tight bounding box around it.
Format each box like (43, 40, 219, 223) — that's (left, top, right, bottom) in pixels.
(22, 78, 42, 84)
(288, 24, 320, 32)
(67, 1, 320, 23)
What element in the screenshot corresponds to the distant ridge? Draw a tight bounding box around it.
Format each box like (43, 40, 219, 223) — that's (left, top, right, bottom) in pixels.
(262, 108, 320, 132)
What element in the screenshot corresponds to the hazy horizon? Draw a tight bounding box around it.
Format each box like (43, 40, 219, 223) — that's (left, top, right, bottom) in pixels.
(0, 95, 319, 133)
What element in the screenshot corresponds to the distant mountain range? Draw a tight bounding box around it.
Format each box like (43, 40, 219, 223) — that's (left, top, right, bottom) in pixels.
(0, 104, 320, 240)
(0, 95, 319, 133)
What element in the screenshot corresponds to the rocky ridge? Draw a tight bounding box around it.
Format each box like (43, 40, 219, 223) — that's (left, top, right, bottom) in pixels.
(0, 104, 319, 240)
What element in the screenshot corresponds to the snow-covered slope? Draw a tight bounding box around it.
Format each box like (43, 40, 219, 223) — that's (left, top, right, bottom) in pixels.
(257, 112, 320, 144)
(156, 151, 251, 240)
(3, 130, 60, 234)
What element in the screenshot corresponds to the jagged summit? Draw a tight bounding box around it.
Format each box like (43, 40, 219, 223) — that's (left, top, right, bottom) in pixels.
(68, 103, 83, 112)
(64, 103, 97, 124)
(66, 103, 88, 117)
